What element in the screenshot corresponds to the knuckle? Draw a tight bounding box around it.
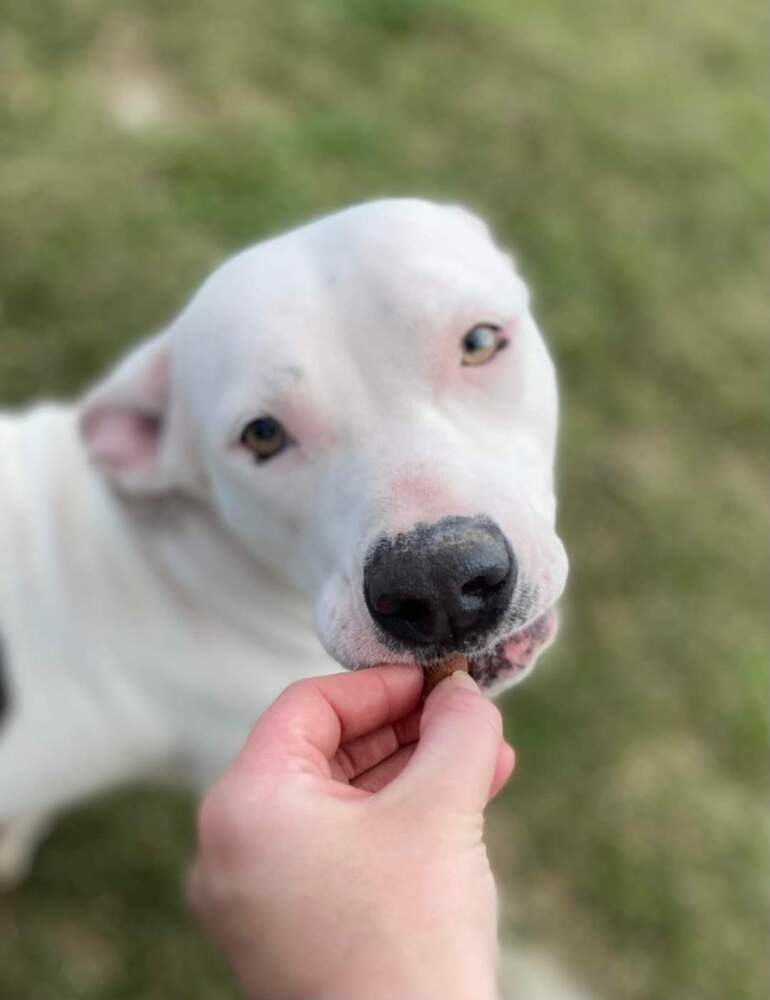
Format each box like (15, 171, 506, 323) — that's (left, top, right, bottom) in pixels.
(196, 786, 228, 857)
(276, 676, 324, 715)
(196, 778, 253, 862)
(277, 678, 308, 705)
(198, 773, 291, 870)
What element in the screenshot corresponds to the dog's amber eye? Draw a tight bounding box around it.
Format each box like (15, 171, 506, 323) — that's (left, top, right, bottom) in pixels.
(241, 416, 290, 461)
(461, 324, 504, 366)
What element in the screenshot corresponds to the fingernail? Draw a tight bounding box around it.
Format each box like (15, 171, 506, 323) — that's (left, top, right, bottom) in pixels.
(449, 671, 479, 691)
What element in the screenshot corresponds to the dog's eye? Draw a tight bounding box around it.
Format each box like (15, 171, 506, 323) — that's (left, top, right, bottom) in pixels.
(461, 324, 504, 366)
(241, 416, 290, 461)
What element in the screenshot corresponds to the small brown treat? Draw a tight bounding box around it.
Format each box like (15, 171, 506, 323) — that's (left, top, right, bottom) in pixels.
(422, 655, 469, 699)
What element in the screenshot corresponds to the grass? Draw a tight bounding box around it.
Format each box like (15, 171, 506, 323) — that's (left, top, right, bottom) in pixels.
(0, 1, 766, 998)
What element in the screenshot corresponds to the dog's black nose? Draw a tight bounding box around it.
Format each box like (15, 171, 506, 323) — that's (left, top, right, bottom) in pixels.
(363, 516, 515, 649)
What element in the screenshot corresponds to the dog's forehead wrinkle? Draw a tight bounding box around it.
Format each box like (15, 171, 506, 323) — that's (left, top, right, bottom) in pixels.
(262, 364, 304, 394)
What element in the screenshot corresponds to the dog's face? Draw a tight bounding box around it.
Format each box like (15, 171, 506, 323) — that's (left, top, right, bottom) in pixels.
(80, 200, 567, 695)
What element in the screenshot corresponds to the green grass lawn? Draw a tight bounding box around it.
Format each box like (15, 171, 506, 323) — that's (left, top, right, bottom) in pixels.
(0, 2, 766, 998)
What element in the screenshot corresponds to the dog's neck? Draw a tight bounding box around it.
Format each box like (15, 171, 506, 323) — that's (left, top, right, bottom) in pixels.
(2, 405, 326, 677)
(127, 489, 317, 651)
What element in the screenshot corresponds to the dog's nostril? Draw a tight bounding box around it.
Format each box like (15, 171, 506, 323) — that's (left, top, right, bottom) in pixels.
(461, 571, 508, 598)
(462, 575, 490, 597)
(400, 598, 428, 619)
(398, 598, 434, 633)
(376, 596, 432, 626)
(374, 596, 433, 630)
(374, 596, 399, 615)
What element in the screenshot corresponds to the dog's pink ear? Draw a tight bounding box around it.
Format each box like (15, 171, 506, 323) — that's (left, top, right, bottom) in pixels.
(79, 334, 175, 493)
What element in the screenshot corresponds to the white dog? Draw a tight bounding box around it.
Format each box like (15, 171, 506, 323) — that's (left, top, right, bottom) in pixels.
(0, 198, 567, 884)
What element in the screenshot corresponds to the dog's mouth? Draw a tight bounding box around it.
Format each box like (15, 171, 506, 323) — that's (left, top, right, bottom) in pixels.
(459, 608, 557, 693)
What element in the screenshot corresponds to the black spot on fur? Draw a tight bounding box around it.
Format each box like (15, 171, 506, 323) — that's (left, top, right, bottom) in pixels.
(469, 645, 515, 687)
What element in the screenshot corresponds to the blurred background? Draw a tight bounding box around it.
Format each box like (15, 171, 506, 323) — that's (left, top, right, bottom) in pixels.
(0, 1, 766, 998)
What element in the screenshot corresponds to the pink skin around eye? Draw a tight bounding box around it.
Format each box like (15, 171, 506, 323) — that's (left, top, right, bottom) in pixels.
(277, 400, 337, 450)
(229, 401, 335, 458)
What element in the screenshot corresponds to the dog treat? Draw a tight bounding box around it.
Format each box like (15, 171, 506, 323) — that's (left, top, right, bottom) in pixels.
(422, 655, 469, 698)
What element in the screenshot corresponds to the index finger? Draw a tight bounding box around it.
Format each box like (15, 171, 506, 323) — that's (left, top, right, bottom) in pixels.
(234, 665, 423, 778)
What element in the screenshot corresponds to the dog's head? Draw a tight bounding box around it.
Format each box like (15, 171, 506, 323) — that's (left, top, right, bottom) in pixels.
(80, 199, 568, 695)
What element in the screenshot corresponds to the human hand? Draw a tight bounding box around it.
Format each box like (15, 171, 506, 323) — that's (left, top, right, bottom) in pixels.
(189, 665, 514, 1000)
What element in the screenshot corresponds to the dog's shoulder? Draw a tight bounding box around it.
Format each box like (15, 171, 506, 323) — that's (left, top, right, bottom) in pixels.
(0, 402, 82, 487)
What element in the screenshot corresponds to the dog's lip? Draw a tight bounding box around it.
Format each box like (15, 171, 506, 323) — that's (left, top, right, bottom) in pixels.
(463, 608, 556, 684)
(408, 607, 556, 674)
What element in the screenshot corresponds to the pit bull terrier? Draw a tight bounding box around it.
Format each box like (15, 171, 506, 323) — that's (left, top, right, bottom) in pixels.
(0, 198, 568, 884)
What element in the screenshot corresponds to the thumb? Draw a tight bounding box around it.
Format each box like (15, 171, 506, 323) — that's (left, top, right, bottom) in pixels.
(393, 671, 506, 813)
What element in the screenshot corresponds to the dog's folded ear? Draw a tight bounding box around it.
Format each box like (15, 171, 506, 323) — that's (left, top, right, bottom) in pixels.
(79, 333, 181, 493)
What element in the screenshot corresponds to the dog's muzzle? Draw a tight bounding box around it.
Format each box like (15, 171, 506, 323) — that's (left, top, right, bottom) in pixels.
(363, 515, 516, 655)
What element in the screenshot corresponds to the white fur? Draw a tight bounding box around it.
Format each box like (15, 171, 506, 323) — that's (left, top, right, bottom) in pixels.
(0, 199, 567, 877)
